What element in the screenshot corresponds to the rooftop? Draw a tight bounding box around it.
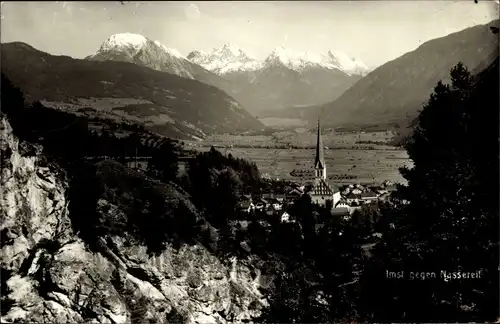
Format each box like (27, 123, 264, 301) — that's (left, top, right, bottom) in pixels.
(309, 178, 334, 196)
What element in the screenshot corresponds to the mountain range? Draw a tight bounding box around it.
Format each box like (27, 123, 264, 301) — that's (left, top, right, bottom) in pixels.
(187, 43, 370, 76)
(3, 20, 497, 139)
(1, 42, 265, 140)
(288, 19, 499, 130)
(86, 34, 369, 115)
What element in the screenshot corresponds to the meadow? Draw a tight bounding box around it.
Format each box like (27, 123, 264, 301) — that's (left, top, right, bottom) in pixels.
(219, 147, 409, 185)
(185, 130, 412, 185)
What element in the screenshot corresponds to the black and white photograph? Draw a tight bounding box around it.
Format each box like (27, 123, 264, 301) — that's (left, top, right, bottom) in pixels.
(0, 1, 498, 323)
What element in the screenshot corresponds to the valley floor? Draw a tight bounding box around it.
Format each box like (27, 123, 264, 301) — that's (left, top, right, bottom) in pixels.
(185, 132, 411, 185)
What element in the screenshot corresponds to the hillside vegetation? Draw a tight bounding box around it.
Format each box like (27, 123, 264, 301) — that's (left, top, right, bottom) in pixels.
(1, 42, 265, 139)
(277, 19, 499, 132)
(321, 19, 499, 128)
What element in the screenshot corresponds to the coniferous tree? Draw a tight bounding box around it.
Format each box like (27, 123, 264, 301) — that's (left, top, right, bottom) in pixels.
(149, 140, 180, 183)
(359, 60, 499, 322)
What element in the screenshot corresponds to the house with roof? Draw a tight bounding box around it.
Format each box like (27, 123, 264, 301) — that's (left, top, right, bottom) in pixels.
(345, 192, 361, 205)
(360, 191, 379, 204)
(238, 200, 255, 213)
(290, 182, 306, 192)
(377, 188, 389, 195)
(385, 183, 398, 192)
(336, 200, 350, 208)
(274, 194, 286, 203)
(280, 211, 292, 223)
(351, 188, 363, 195)
(335, 200, 353, 215)
(267, 198, 283, 211)
(254, 198, 268, 210)
(378, 192, 390, 201)
(286, 188, 304, 200)
(307, 119, 341, 208)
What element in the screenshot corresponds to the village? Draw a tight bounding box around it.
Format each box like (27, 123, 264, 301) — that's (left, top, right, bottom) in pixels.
(236, 179, 398, 223)
(235, 119, 400, 223)
(84, 118, 401, 228)
(91, 120, 401, 225)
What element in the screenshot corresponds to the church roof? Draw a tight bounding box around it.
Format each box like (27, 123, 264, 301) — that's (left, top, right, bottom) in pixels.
(314, 118, 325, 169)
(309, 178, 334, 196)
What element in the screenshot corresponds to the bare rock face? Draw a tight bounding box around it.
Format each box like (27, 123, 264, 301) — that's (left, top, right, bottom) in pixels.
(0, 116, 267, 323)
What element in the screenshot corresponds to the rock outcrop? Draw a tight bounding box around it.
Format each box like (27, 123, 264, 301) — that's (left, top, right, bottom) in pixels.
(0, 116, 267, 323)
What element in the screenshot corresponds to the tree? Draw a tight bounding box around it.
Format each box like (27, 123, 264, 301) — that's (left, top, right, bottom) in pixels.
(1, 73, 29, 140)
(359, 60, 499, 322)
(211, 167, 242, 227)
(149, 140, 180, 183)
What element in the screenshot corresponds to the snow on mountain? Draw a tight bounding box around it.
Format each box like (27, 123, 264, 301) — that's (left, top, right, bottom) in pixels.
(87, 33, 197, 79)
(153, 40, 186, 59)
(99, 33, 148, 53)
(188, 44, 369, 77)
(187, 43, 263, 75)
(326, 50, 370, 76)
(264, 46, 369, 76)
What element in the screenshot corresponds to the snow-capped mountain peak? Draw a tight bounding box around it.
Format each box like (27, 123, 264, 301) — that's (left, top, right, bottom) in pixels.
(87, 33, 196, 79)
(99, 33, 148, 53)
(154, 40, 186, 59)
(265, 46, 329, 72)
(187, 44, 263, 75)
(92, 33, 187, 60)
(264, 46, 369, 76)
(326, 50, 370, 76)
(265, 46, 322, 67)
(214, 43, 247, 59)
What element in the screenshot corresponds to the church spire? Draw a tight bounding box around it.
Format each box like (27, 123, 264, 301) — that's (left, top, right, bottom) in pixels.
(314, 118, 326, 179)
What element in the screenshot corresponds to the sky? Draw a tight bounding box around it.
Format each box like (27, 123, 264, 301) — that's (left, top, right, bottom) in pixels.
(1, 1, 498, 68)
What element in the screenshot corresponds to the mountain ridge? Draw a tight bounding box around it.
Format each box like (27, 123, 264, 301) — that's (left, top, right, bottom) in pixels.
(187, 43, 370, 76)
(1, 41, 265, 139)
(265, 19, 499, 130)
(85, 33, 369, 115)
(318, 19, 499, 128)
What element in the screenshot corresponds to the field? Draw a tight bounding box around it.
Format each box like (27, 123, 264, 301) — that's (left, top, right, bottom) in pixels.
(184, 131, 412, 185)
(198, 129, 400, 148)
(258, 117, 308, 128)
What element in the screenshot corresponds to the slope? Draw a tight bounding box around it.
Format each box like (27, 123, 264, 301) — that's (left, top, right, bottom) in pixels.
(189, 45, 366, 116)
(0, 115, 267, 323)
(1, 42, 265, 139)
(319, 19, 499, 129)
(86, 33, 237, 103)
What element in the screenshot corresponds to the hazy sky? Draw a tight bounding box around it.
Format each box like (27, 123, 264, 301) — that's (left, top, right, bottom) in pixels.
(1, 1, 498, 68)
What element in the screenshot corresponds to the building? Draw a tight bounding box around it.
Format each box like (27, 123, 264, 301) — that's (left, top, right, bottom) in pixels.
(351, 188, 363, 195)
(345, 192, 361, 205)
(335, 200, 351, 210)
(360, 191, 378, 204)
(267, 198, 283, 211)
(125, 157, 150, 171)
(238, 200, 255, 213)
(280, 211, 293, 223)
(254, 198, 268, 210)
(308, 119, 341, 208)
(238, 195, 255, 213)
(286, 188, 304, 199)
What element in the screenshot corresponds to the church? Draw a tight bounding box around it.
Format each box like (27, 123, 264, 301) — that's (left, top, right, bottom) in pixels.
(307, 119, 341, 209)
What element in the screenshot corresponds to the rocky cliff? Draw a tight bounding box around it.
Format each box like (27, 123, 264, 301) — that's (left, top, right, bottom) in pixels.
(0, 116, 268, 323)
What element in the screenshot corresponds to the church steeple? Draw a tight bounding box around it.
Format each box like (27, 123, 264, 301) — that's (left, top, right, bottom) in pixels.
(314, 118, 326, 179)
